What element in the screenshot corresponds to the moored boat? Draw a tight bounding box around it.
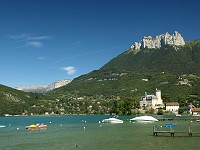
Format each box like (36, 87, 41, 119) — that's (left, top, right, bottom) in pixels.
(102, 118, 123, 124)
(26, 124, 37, 130)
(165, 123, 177, 127)
(130, 116, 158, 123)
(26, 123, 47, 130)
(37, 123, 47, 129)
(0, 125, 6, 128)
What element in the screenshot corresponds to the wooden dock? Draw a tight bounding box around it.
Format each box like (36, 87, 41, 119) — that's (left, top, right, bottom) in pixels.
(158, 118, 200, 121)
(153, 124, 200, 137)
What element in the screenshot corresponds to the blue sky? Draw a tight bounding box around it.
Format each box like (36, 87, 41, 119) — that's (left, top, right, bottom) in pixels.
(0, 0, 200, 88)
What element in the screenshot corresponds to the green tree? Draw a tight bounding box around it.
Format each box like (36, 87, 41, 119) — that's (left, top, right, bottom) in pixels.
(157, 108, 164, 115)
(178, 108, 184, 114)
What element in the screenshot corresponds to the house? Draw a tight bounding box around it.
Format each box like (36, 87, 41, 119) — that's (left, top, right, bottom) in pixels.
(191, 108, 200, 116)
(140, 89, 164, 109)
(188, 104, 199, 115)
(166, 102, 179, 112)
(179, 104, 200, 115)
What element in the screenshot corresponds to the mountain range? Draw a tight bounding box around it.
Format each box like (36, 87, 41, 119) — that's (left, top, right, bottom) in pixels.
(1, 31, 200, 115)
(49, 32, 200, 110)
(16, 79, 71, 93)
(102, 32, 200, 74)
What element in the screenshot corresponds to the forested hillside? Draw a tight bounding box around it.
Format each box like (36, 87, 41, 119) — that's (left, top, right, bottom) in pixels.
(1, 41, 200, 115)
(49, 41, 200, 114)
(0, 84, 55, 116)
(101, 41, 200, 74)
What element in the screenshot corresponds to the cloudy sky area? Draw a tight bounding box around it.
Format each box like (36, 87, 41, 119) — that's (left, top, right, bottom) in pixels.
(0, 0, 200, 87)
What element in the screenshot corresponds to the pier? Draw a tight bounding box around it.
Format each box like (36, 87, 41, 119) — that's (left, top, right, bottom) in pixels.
(153, 124, 200, 137)
(157, 118, 200, 121)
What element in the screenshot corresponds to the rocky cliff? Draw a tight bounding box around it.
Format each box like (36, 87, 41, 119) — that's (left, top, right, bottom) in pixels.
(16, 79, 71, 93)
(48, 80, 71, 90)
(131, 31, 185, 50)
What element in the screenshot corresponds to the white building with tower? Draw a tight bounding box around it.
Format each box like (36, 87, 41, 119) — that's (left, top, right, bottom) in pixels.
(140, 89, 164, 109)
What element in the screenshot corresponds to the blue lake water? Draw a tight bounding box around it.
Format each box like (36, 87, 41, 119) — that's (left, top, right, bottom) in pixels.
(0, 115, 200, 150)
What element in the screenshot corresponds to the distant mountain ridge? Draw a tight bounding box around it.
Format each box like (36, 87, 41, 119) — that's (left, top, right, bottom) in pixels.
(16, 79, 71, 93)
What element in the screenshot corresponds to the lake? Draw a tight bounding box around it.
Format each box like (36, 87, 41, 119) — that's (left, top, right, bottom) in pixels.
(0, 115, 200, 150)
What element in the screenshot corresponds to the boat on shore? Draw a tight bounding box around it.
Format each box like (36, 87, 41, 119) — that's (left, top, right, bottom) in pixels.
(130, 116, 158, 123)
(26, 123, 47, 130)
(102, 118, 123, 124)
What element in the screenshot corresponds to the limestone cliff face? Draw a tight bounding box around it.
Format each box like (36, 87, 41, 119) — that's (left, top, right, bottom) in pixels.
(16, 79, 71, 93)
(131, 31, 185, 50)
(48, 80, 71, 90)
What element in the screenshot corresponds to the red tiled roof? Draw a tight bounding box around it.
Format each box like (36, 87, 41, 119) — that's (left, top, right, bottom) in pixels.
(166, 102, 179, 106)
(192, 108, 200, 112)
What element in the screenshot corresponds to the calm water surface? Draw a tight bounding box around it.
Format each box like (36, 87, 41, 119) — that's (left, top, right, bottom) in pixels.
(0, 115, 200, 150)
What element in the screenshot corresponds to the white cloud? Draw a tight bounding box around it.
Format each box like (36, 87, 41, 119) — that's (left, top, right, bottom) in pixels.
(62, 66, 76, 75)
(8, 34, 30, 40)
(27, 41, 43, 47)
(8, 34, 50, 48)
(27, 36, 49, 41)
(37, 56, 46, 60)
(72, 41, 81, 45)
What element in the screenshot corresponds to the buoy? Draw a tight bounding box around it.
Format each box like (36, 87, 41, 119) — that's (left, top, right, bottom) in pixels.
(84, 126, 86, 130)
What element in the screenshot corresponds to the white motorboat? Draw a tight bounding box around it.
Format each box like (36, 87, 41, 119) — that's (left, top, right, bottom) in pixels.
(0, 125, 6, 128)
(130, 116, 158, 123)
(102, 118, 123, 124)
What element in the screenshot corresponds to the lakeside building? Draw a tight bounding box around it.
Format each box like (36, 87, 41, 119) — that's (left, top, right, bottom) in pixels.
(188, 104, 200, 116)
(140, 89, 164, 109)
(166, 102, 179, 112)
(191, 108, 200, 116)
